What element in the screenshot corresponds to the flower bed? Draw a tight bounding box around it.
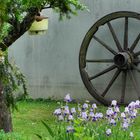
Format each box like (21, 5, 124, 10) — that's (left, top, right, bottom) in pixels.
(48, 94, 140, 140)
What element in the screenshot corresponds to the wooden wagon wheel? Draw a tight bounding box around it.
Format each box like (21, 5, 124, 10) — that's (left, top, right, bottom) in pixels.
(79, 11, 140, 105)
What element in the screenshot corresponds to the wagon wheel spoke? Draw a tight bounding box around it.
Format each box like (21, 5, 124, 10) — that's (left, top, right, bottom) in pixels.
(124, 17, 128, 50)
(101, 69, 121, 97)
(107, 22, 123, 52)
(89, 65, 116, 80)
(132, 64, 140, 72)
(86, 59, 114, 63)
(129, 70, 140, 100)
(93, 35, 117, 55)
(130, 33, 140, 52)
(134, 51, 140, 57)
(133, 59, 140, 63)
(120, 71, 127, 104)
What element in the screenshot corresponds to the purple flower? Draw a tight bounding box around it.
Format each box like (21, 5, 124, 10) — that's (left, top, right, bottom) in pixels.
(95, 113, 103, 119)
(92, 116, 97, 121)
(71, 107, 76, 114)
(82, 103, 88, 109)
(121, 112, 126, 118)
(106, 108, 114, 116)
(89, 112, 94, 118)
(64, 106, 70, 115)
(109, 119, 116, 125)
(68, 115, 74, 121)
(64, 94, 72, 102)
(92, 103, 97, 109)
(129, 110, 137, 118)
(123, 118, 130, 124)
(128, 101, 135, 110)
(90, 108, 94, 112)
(81, 112, 88, 120)
(122, 122, 129, 130)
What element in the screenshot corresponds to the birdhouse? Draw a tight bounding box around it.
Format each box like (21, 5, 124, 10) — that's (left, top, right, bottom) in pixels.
(28, 17, 48, 35)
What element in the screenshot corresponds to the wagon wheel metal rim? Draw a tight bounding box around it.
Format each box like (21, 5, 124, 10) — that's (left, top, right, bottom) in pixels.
(79, 11, 140, 105)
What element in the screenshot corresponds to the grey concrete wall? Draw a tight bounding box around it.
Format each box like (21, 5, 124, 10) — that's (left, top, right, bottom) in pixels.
(9, 0, 140, 102)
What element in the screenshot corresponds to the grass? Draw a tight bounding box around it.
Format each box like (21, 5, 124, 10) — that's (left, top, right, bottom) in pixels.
(12, 99, 58, 140)
(11, 99, 140, 140)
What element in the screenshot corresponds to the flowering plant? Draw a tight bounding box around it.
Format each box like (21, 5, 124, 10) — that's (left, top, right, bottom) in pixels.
(38, 95, 140, 140)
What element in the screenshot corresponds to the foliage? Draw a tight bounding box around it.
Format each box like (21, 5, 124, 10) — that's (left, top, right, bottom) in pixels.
(0, 50, 28, 109)
(0, 0, 86, 110)
(0, 0, 86, 39)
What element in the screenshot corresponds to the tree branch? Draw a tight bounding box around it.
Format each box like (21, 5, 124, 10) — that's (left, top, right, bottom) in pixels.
(43, 5, 51, 9)
(0, 8, 39, 51)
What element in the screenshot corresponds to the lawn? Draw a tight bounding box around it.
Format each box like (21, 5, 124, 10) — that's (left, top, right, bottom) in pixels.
(12, 99, 58, 140)
(11, 99, 140, 140)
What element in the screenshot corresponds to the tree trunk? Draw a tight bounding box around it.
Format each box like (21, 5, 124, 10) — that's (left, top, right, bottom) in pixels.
(0, 82, 12, 132)
(0, 8, 40, 133)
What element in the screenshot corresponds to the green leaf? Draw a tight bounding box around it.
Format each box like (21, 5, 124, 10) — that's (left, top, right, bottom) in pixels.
(41, 120, 54, 137)
(35, 134, 43, 140)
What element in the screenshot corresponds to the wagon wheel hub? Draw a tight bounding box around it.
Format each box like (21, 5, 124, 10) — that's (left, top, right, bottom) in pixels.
(114, 52, 133, 68)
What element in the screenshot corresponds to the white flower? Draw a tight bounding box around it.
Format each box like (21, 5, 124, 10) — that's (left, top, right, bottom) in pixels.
(134, 109, 138, 114)
(111, 100, 117, 106)
(58, 115, 64, 121)
(130, 132, 134, 138)
(64, 94, 72, 102)
(135, 100, 140, 104)
(121, 112, 126, 118)
(114, 106, 120, 113)
(124, 107, 129, 113)
(106, 129, 111, 136)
